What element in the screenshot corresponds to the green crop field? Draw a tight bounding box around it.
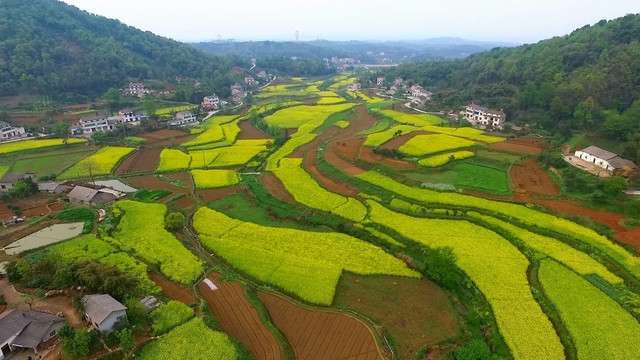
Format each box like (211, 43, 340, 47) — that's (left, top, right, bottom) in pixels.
(10, 149, 95, 177)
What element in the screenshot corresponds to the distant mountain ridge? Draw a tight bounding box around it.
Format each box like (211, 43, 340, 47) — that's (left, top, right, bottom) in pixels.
(191, 38, 511, 63)
(0, 0, 244, 100)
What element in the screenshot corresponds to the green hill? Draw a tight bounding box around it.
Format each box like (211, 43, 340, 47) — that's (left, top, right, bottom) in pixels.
(0, 0, 245, 100)
(384, 14, 640, 142)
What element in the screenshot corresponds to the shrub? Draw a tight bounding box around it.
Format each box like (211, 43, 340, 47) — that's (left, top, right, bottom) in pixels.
(165, 212, 185, 230)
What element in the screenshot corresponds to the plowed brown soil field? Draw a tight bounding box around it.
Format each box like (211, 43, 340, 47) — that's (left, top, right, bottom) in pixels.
(150, 273, 198, 304)
(359, 146, 417, 170)
(260, 173, 294, 204)
(510, 158, 560, 196)
(114, 148, 162, 174)
(334, 274, 459, 360)
(614, 227, 640, 253)
(490, 137, 545, 154)
(304, 148, 358, 196)
(259, 292, 383, 360)
(238, 119, 271, 140)
(196, 186, 243, 202)
(198, 274, 282, 360)
(140, 129, 194, 147)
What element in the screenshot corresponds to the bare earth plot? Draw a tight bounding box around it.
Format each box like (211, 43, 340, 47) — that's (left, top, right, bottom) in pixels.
(198, 274, 282, 360)
(259, 291, 383, 360)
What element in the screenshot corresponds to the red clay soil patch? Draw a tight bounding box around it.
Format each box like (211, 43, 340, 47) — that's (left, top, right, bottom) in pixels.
(359, 146, 417, 170)
(259, 292, 383, 360)
(334, 274, 459, 360)
(140, 129, 194, 147)
(260, 173, 294, 204)
(511, 158, 560, 196)
(614, 227, 640, 253)
(165, 172, 194, 191)
(291, 127, 339, 158)
(303, 148, 359, 196)
(125, 175, 186, 194)
(332, 138, 363, 161)
(140, 129, 186, 142)
(150, 273, 198, 304)
(512, 194, 626, 233)
(196, 186, 243, 202)
(238, 119, 272, 140)
(379, 131, 433, 151)
(302, 98, 319, 105)
(324, 146, 365, 177)
(198, 274, 282, 360)
(114, 148, 162, 175)
(175, 195, 197, 208)
(0, 201, 64, 219)
(490, 137, 545, 154)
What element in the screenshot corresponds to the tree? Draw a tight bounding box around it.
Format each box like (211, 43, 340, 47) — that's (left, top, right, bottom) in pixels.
(53, 121, 70, 139)
(423, 247, 464, 289)
(603, 176, 627, 196)
(117, 328, 134, 352)
(9, 178, 38, 199)
(165, 212, 185, 230)
(103, 87, 122, 111)
(455, 338, 493, 360)
(60, 326, 92, 360)
(142, 100, 156, 119)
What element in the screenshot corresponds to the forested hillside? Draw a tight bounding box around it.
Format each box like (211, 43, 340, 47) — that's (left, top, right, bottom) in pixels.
(384, 14, 640, 144)
(0, 0, 245, 100)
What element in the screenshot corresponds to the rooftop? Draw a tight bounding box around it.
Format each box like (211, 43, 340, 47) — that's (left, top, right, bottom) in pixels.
(82, 294, 127, 325)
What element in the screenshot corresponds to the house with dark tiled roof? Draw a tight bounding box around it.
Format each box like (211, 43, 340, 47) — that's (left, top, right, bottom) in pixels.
(574, 146, 637, 172)
(0, 309, 64, 359)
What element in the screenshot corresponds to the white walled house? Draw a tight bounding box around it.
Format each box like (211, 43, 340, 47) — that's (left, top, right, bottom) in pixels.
(574, 146, 637, 172)
(169, 111, 198, 126)
(82, 294, 127, 334)
(0, 121, 26, 141)
(346, 82, 361, 91)
(465, 103, 506, 127)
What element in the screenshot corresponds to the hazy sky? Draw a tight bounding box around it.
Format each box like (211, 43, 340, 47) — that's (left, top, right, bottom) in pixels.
(60, 0, 639, 43)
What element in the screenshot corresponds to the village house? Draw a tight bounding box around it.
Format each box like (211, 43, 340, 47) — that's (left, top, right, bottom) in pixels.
(0, 309, 64, 360)
(0, 173, 36, 193)
(38, 182, 69, 194)
(202, 94, 220, 110)
(394, 77, 404, 86)
(128, 82, 145, 96)
(72, 115, 117, 136)
(231, 84, 245, 104)
(82, 294, 128, 334)
(244, 76, 258, 86)
(410, 84, 432, 99)
(346, 82, 361, 91)
(376, 76, 385, 86)
(574, 146, 637, 172)
(118, 109, 146, 124)
(169, 111, 198, 126)
(67, 186, 118, 206)
(464, 103, 506, 127)
(256, 70, 267, 79)
(0, 121, 26, 141)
